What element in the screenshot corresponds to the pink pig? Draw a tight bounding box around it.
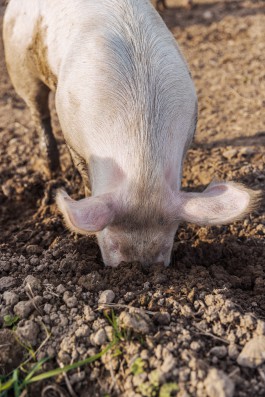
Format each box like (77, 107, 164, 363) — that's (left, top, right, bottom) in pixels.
(3, 0, 258, 267)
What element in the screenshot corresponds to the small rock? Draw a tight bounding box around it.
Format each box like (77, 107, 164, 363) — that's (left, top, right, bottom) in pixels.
(0, 261, 11, 272)
(256, 320, 265, 336)
(44, 303, 53, 314)
(190, 341, 201, 352)
(124, 292, 135, 303)
(0, 276, 16, 292)
(228, 344, 239, 360)
(75, 325, 90, 337)
(105, 325, 114, 341)
(222, 149, 237, 160)
(0, 329, 25, 374)
(69, 371, 85, 385)
(204, 368, 235, 397)
(3, 291, 19, 306)
(78, 271, 105, 291)
(161, 352, 177, 373)
(209, 346, 227, 359)
(98, 290, 115, 305)
(180, 304, 193, 318)
(153, 311, 171, 325)
(24, 275, 41, 291)
(16, 320, 40, 346)
(91, 328, 107, 346)
(26, 245, 43, 256)
(63, 292, 78, 308)
(56, 284, 66, 294)
(83, 305, 96, 322)
(119, 310, 152, 334)
(14, 301, 33, 319)
(203, 10, 213, 20)
(237, 336, 265, 368)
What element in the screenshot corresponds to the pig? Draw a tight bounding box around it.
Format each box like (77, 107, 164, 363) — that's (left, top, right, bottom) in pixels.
(3, 0, 258, 267)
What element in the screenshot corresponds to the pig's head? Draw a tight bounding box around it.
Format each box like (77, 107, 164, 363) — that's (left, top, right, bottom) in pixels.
(56, 181, 258, 267)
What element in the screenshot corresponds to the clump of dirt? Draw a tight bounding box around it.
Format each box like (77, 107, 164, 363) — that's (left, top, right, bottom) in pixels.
(0, 1, 265, 396)
(0, 329, 26, 375)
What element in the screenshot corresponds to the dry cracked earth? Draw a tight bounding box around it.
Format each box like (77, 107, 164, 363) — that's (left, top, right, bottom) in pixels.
(0, 1, 265, 396)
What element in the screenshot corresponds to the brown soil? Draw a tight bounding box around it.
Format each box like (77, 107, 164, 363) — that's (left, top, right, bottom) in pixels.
(0, 1, 264, 397)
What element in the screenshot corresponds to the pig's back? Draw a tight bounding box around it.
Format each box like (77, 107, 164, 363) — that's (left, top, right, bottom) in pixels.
(4, 0, 197, 187)
(53, 1, 196, 167)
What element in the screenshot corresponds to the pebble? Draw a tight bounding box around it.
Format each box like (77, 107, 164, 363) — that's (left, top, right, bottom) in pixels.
(180, 305, 193, 318)
(222, 149, 237, 160)
(69, 371, 86, 385)
(204, 368, 235, 397)
(237, 336, 265, 368)
(63, 292, 78, 308)
(104, 325, 114, 341)
(14, 300, 34, 318)
(0, 261, 11, 272)
(26, 245, 43, 255)
(44, 303, 53, 314)
(203, 10, 213, 20)
(119, 310, 151, 334)
(91, 328, 107, 346)
(190, 341, 201, 352)
(124, 292, 135, 303)
(209, 346, 227, 359)
(16, 320, 40, 346)
(24, 275, 41, 291)
(75, 325, 90, 337)
(161, 352, 177, 373)
(228, 344, 239, 360)
(153, 311, 171, 325)
(56, 284, 66, 294)
(0, 276, 16, 292)
(98, 290, 115, 305)
(78, 271, 105, 292)
(83, 305, 96, 322)
(256, 320, 265, 336)
(3, 291, 19, 306)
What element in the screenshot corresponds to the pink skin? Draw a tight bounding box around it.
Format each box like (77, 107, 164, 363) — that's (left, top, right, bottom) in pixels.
(97, 226, 177, 267)
(56, 181, 256, 267)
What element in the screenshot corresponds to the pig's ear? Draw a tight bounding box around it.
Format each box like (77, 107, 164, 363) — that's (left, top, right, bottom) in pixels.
(176, 182, 260, 226)
(56, 190, 115, 234)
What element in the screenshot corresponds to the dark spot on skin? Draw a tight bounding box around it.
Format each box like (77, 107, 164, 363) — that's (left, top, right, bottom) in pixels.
(158, 216, 165, 225)
(27, 17, 57, 91)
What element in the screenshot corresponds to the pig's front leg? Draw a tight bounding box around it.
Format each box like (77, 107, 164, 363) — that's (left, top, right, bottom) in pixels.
(29, 83, 60, 176)
(68, 146, 91, 197)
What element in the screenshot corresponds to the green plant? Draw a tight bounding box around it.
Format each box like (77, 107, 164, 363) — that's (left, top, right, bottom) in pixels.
(0, 342, 114, 397)
(137, 369, 160, 397)
(3, 315, 19, 328)
(159, 383, 179, 397)
(131, 357, 145, 376)
(104, 309, 130, 342)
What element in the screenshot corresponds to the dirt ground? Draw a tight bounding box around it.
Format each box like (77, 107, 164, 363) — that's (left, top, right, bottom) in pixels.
(0, 1, 265, 396)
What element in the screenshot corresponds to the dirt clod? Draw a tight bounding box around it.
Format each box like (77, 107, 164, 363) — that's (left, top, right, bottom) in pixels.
(1, 0, 265, 396)
(204, 368, 235, 397)
(237, 336, 265, 368)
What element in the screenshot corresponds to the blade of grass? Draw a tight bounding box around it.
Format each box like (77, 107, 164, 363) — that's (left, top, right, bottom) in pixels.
(26, 342, 114, 384)
(12, 369, 20, 397)
(0, 377, 15, 392)
(23, 357, 50, 384)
